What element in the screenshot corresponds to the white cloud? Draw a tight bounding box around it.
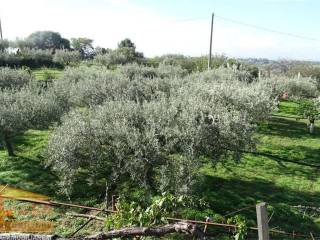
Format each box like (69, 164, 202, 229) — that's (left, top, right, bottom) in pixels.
(0, 0, 319, 60)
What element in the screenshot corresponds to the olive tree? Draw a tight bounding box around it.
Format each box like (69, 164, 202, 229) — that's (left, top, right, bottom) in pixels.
(46, 67, 277, 194)
(297, 98, 320, 134)
(259, 76, 318, 100)
(53, 65, 186, 108)
(93, 39, 144, 68)
(53, 50, 81, 66)
(118, 63, 187, 79)
(0, 67, 33, 90)
(0, 84, 64, 156)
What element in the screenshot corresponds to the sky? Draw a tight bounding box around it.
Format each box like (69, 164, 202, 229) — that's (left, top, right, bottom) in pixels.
(0, 0, 320, 60)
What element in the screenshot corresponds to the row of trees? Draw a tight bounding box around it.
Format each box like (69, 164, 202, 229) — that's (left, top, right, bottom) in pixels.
(46, 65, 320, 196)
(0, 31, 261, 79)
(1, 57, 319, 198)
(0, 32, 143, 68)
(0, 31, 93, 53)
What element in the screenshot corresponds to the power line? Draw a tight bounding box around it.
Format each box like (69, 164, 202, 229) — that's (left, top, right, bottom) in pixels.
(172, 14, 320, 43)
(215, 14, 320, 43)
(170, 16, 209, 23)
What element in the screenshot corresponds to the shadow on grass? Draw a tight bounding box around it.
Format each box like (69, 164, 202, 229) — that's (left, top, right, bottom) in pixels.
(259, 117, 319, 139)
(261, 144, 320, 168)
(197, 175, 320, 233)
(0, 130, 59, 197)
(0, 156, 58, 197)
(255, 116, 320, 181)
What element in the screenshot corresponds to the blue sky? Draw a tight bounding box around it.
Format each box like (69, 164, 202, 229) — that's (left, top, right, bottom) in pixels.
(133, 0, 319, 35)
(1, 0, 319, 60)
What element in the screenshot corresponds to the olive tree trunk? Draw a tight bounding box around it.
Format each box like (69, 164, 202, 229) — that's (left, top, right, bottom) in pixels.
(3, 132, 15, 156)
(309, 119, 315, 134)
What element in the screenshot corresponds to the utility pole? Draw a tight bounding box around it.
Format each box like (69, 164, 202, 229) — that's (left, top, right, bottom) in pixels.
(0, 17, 2, 40)
(208, 12, 214, 70)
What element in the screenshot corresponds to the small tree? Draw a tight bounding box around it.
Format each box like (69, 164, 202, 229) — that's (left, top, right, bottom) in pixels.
(93, 39, 144, 68)
(297, 98, 320, 134)
(53, 50, 81, 66)
(117, 38, 144, 62)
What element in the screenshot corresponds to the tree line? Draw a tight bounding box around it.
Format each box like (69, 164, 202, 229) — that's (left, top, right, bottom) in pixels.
(0, 31, 144, 68)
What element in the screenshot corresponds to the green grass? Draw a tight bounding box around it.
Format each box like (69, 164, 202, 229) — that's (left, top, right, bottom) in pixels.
(0, 130, 58, 196)
(198, 101, 320, 238)
(0, 101, 320, 238)
(32, 68, 62, 81)
(273, 100, 301, 118)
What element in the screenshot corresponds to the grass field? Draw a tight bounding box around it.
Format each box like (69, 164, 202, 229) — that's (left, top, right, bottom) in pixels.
(200, 101, 320, 237)
(32, 68, 62, 81)
(0, 101, 319, 238)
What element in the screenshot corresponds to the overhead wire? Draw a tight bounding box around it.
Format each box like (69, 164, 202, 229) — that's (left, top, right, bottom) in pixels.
(215, 14, 320, 42)
(171, 14, 320, 43)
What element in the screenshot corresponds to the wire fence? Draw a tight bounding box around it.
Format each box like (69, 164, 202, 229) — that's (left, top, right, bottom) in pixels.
(0, 190, 319, 239)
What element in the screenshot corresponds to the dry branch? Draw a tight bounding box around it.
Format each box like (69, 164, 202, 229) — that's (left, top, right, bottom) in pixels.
(66, 213, 105, 222)
(86, 222, 205, 239)
(0, 222, 205, 240)
(0, 196, 116, 213)
(0, 233, 56, 240)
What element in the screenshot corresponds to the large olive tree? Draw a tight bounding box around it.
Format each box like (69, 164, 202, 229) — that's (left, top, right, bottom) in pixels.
(46, 67, 277, 194)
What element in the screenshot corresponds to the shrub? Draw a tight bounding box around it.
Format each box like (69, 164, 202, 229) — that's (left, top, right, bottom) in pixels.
(53, 50, 81, 66)
(0, 39, 10, 52)
(118, 63, 187, 79)
(259, 76, 318, 100)
(0, 83, 65, 156)
(93, 50, 131, 68)
(0, 49, 61, 68)
(0, 67, 33, 90)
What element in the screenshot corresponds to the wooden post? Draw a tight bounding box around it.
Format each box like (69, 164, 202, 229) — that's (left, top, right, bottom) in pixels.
(203, 217, 211, 233)
(256, 202, 269, 240)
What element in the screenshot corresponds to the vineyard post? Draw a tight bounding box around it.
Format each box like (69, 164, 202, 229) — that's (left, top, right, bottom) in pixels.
(256, 202, 269, 240)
